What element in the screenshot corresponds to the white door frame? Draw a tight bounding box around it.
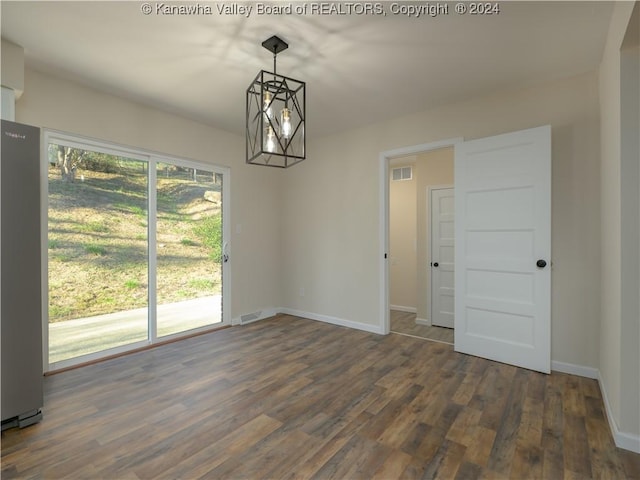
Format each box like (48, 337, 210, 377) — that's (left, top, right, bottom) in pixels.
(428, 185, 454, 328)
(379, 138, 463, 334)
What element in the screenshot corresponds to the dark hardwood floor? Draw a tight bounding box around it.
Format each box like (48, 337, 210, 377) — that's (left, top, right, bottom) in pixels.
(2, 314, 639, 479)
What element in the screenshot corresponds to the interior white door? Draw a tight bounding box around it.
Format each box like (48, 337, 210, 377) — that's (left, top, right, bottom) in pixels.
(431, 187, 455, 328)
(454, 125, 551, 373)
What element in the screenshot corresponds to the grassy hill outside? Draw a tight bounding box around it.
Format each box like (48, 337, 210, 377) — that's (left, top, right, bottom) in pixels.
(48, 159, 222, 324)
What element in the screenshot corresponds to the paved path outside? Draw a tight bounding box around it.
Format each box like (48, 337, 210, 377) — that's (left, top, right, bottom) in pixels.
(49, 296, 221, 364)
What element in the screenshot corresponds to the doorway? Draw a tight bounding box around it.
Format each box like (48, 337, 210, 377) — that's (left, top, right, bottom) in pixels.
(387, 145, 456, 344)
(382, 126, 552, 373)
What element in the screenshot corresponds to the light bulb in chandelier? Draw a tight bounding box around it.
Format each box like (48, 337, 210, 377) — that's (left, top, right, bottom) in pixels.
(265, 126, 276, 153)
(280, 107, 292, 139)
(263, 91, 273, 120)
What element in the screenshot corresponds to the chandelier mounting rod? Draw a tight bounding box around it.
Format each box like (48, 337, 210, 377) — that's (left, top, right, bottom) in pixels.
(262, 35, 289, 75)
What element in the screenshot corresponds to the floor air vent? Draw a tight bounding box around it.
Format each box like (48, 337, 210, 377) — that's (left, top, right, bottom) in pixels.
(240, 311, 262, 325)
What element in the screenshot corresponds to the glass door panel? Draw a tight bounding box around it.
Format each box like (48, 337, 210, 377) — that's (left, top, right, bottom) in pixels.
(156, 163, 223, 337)
(47, 143, 148, 365)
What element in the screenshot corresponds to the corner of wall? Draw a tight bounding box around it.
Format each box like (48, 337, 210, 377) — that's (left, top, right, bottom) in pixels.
(597, 0, 639, 451)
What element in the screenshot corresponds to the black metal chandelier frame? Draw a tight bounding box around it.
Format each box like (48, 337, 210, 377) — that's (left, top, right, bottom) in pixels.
(246, 36, 306, 168)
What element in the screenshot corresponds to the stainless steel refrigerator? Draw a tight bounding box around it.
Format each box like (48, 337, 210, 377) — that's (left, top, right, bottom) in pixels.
(1, 119, 43, 429)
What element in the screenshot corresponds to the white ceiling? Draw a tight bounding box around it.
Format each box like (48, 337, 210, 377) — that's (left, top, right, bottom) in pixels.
(1, 1, 613, 138)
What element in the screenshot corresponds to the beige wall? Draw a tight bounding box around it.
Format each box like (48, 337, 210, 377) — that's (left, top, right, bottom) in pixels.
(282, 71, 601, 368)
(389, 160, 417, 311)
(619, 4, 639, 442)
(619, 41, 640, 441)
(415, 147, 454, 322)
(598, 0, 640, 443)
(16, 67, 283, 321)
(1, 38, 24, 95)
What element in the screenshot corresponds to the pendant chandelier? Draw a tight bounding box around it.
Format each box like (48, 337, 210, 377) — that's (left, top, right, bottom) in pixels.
(246, 35, 306, 168)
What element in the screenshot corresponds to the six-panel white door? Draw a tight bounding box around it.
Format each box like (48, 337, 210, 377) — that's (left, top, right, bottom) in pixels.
(430, 187, 455, 328)
(454, 125, 551, 373)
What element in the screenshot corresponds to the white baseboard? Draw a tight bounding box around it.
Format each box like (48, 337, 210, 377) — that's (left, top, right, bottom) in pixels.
(233, 306, 384, 335)
(415, 317, 431, 326)
(279, 308, 385, 335)
(551, 360, 598, 379)
(390, 305, 417, 313)
(597, 371, 640, 453)
(552, 361, 640, 453)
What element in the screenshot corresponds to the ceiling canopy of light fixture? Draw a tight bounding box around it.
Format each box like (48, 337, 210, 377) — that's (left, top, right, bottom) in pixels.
(246, 35, 306, 168)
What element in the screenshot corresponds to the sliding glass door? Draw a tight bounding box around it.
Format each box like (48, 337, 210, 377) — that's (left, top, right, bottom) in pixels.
(45, 133, 229, 370)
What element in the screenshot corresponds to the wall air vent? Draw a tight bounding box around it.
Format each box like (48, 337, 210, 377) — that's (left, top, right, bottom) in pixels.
(392, 166, 412, 181)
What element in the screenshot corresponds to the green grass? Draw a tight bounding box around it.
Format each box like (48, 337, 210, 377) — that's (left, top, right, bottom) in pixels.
(114, 203, 146, 217)
(51, 253, 74, 262)
(49, 305, 73, 318)
(48, 164, 222, 323)
(193, 214, 222, 261)
(77, 221, 110, 233)
(84, 243, 107, 256)
(188, 278, 215, 289)
(124, 279, 141, 289)
(129, 206, 146, 217)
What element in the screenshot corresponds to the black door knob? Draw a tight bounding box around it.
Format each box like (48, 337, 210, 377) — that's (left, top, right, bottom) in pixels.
(536, 259, 547, 268)
(432, 262, 439, 267)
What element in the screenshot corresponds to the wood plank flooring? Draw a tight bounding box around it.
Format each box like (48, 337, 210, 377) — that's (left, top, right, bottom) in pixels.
(2, 314, 639, 479)
(390, 310, 454, 344)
